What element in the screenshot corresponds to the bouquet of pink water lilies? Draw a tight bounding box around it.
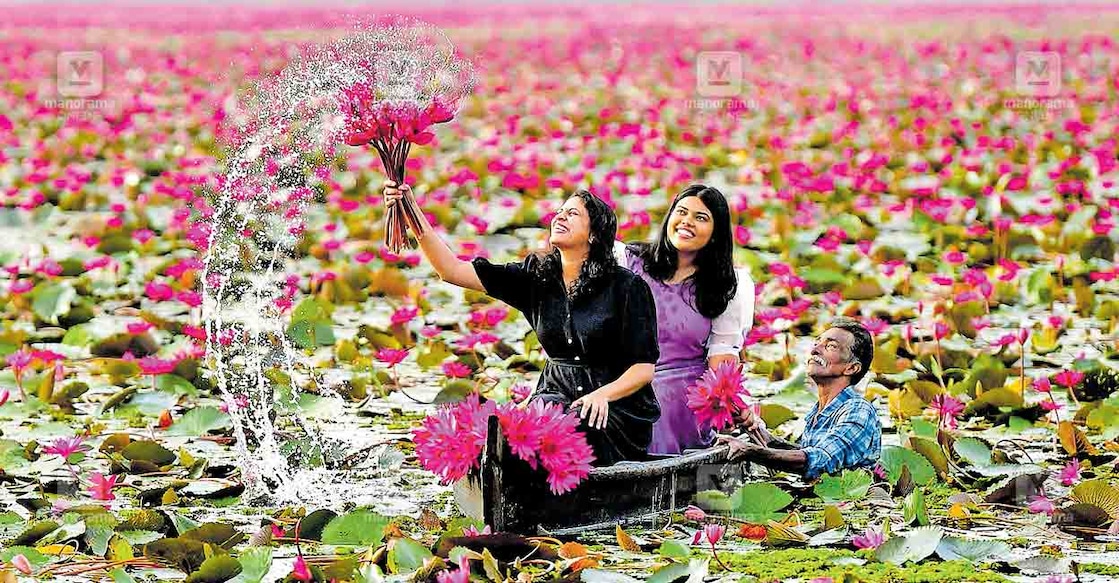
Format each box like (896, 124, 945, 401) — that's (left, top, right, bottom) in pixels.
(336, 21, 475, 253)
(340, 88, 462, 252)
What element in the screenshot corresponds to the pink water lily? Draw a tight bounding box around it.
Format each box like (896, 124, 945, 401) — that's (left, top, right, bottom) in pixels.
(852, 526, 886, 550)
(441, 361, 473, 379)
(683, 505, 707, 522)
(1058, 460, 1081, 487)
(5, 348, 32, 399)
(1028, 495, 1056, 516)
(9, 554, 32, 575)
(290, 552, 312, 582)
(929, 393, 965, 430)
(686, 361, 749, 431)
(436, 556, 471, 583)
(88, 472, 119, 501)
(1052, 369, 1085, 389)
(376, 348, 409, 367)
(42, 435, 91, 461)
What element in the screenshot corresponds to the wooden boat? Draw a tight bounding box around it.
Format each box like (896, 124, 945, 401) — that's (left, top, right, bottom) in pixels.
(454, 416, 731, 534)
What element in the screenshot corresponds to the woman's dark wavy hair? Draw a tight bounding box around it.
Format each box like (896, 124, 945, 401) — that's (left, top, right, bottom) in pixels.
(629, 184, 736, 319)
(532, 190, 619, 302)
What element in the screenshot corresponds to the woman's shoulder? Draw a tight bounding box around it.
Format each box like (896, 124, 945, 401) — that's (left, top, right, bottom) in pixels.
(611, 263, 653, 296)
(615, 241, 649, 273)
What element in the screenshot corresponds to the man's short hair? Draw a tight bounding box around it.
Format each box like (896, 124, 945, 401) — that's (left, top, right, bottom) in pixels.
(829, 317, 874, 386)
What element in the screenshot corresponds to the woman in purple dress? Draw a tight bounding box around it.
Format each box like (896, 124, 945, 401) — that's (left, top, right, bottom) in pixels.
(615, 185, 755, 455)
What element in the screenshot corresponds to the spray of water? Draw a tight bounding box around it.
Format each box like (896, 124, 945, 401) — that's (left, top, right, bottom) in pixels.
(201, 17, 474, 508)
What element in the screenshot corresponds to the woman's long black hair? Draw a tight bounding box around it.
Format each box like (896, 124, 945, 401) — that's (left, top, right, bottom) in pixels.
(533, 189, 618, 302)
(629, 184, 736, 319)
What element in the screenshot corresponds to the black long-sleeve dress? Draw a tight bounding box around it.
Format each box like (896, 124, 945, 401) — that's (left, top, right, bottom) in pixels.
(472, 253, 661, 466)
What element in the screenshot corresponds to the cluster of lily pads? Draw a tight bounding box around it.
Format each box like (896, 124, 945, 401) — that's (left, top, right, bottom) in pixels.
(2, 2, 1119, 582)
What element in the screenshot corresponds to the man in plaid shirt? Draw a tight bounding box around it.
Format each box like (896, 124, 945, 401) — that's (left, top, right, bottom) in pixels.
(719, 318, 881, 479)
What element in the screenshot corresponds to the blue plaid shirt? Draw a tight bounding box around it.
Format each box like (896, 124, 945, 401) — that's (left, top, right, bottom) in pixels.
(797, 385, 881, 480)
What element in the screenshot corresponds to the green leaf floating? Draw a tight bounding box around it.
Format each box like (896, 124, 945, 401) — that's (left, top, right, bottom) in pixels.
(730, 483, 794, 522)
(185, 554, 243, 583)
(813, 469, 873, 503)
(321, 510, 390, 546)
(32, 281, 76, 324)
(935, 536, 1012, 563)
(387, 537, 433, 574)
(166, 406, 231, 436)
(953, 437, 993, 467)
(875, 526, 943, 565)
(879, 446, 935, 485)
(122, 440, 177, 466)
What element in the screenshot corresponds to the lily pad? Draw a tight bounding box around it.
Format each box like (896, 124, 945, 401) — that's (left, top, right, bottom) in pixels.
(166, 407, 231, 436)
(953, 437, 993, 467)
(122, 440, 177, 466)
(874, 526, 943, 565)
(879, 446, 935, 485)
(813, 469, 872, 503)
(321, 510, 390, 547)
(935, 536, 1011, 563)
(185, 554, 243, 583)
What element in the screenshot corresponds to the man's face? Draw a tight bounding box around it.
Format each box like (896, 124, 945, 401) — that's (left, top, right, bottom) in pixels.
(806, 327, 860, 382)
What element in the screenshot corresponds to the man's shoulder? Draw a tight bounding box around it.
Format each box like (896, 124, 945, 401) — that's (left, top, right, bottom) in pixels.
(836, 391, 881, 427)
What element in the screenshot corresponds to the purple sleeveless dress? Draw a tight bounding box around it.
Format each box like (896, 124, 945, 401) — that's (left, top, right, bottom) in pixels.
(623, 248, 717, 454)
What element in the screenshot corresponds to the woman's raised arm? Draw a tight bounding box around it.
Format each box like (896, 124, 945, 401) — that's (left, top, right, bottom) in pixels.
(383, 181, 485, 292)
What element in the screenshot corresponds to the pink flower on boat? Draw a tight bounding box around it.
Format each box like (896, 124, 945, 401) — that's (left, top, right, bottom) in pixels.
(88, 472, 119, 501)
(496, 402, 546, 466)
(414, 394, 495, 484)
(1058, 460, 1080, 487)
(686, 361, 749, 431)
(535, 402, 595, 494)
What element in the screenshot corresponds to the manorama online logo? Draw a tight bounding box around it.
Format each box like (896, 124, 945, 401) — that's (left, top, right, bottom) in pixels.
(45, 51, 115, 114)
(1006, 51, 1073, 120)
(689, 51, 757, 112)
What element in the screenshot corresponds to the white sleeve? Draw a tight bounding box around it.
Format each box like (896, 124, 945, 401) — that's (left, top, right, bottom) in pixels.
(706, 267, 755, 357)
(612, 240, 628, 267)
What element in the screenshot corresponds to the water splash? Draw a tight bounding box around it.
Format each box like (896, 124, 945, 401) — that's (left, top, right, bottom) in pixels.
(201, 17, 474, 507)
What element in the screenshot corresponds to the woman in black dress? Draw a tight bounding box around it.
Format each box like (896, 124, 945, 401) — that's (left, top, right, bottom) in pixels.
(383, 182, 661, 465)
